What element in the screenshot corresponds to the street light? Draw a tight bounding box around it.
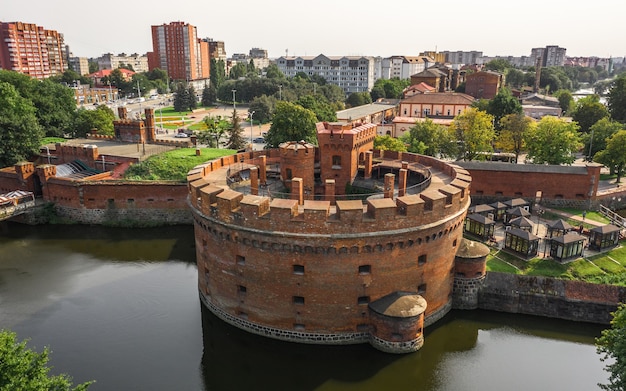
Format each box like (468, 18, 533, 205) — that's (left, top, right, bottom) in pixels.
(249, 111, 255, 149)
(232, 89, 237, 111)
(278, 84, 282, 101)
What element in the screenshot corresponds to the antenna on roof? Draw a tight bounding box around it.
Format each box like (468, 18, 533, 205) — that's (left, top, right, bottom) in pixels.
(286, 48, 288, 57)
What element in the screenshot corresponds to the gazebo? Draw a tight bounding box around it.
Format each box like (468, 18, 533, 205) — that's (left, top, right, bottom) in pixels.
(489, 201, 508, 221)
(508, 216, 534, 232)
(505, 228, 540, 258)
(505, 206, 531, 223)
(504, 198, 530, 210)
(549, 232, 586, 262)
(546, 219, 575, 238)
(464, 213, 496, 241)
(471, 204, 495, 219)
(588, 224, 622, 251)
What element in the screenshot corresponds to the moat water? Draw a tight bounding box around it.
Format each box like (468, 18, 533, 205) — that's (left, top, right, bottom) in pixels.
(0, 223, 609, 390)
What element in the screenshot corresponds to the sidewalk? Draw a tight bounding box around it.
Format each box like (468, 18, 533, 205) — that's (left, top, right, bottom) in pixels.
(541, 207, 606, 228)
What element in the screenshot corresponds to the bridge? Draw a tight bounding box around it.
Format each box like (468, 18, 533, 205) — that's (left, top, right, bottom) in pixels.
(0, 190, 36, 221)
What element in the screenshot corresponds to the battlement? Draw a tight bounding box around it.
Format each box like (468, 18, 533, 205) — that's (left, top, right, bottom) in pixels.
(188, 149, 471, 234)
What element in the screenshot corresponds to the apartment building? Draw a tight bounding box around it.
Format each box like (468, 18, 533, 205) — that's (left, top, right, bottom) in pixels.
(0, 21, 66, 79)
(147, 21, 209, 81)
(97, 53, 149, 73)
(67, 56, 89, 75)
(276, 54, 375, 94)
(531, 45, 567, 67)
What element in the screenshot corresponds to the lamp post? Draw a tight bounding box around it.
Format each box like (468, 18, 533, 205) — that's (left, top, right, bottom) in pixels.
(249, 111, 255, 146)
(232, 89, 237, 111)
(278, 84, 282, 100)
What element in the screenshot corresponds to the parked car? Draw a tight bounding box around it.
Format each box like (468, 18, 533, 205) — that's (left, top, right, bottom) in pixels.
(175, 133, 188, 138)
(253, 137, 265, 143)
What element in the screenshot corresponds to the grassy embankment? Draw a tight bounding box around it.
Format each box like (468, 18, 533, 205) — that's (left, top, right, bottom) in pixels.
(486, 207, 626, 286)
(123, 147, 236, 182)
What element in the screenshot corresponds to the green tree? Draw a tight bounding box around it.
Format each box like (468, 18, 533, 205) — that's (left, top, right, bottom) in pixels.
(505, 68, 529, 89)
(595, 130, 626, 182)
(88, 60, 98, 74)
(49, 69, 92, 87)
(225, 109, 246, 150)
(496, 113, 535, 163)
(346, 92, 372, 108)
(173, 83, 192, 112)
(229, 63, 247, 79)
(210, 59, 226, 89)
(372, 78, 409, 99)
(296, 95, 337, 122)
(450, 108, 496, 161)
(265, 64, 284, 79)
(400, 118, 453, 157)
(484, 59, 511, 72)
(249, 95, 276, 123)
(585, 118, 624, 161)
(264, 101, 318, 148)
(73, 105, 115, 138)
(0, 82, 44, 167)
(374, 135, 407, 152)
(487, 88, 522, 130)
(525, 116, 582, 165)
(201, 83, 216, 107)
(607, 75, 626, 123)
(197, 116, 227, 148)
(0, 330, 93, 390)
(554, 89, 575, 115)
(596, 303, 626, 391)
(571, 95, 610, 133)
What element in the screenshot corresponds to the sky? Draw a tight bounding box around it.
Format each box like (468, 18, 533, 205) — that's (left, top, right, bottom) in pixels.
(3, 0, 624, 59)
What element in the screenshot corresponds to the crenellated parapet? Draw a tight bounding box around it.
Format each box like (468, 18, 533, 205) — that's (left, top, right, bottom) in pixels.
(187, 148, 471, 235)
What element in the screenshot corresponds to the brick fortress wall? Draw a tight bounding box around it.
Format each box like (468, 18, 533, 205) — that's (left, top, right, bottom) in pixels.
(188, 148, 472, 349)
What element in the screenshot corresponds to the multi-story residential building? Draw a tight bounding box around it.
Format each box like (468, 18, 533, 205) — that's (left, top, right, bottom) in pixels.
(382, 56, 434, 80)
(531, 45, 567, 67)
(204, 38, 226, 62)
(0, 21, 66, 79)
(441, 50, 483, 66)
(147, 21, 209, 81)
(97, 53, 149, 73)
(275, 54, 375, 94)
(67, 56, 89, 75)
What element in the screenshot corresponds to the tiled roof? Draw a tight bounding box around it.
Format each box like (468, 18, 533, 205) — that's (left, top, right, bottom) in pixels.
(401, 92, 475, 105)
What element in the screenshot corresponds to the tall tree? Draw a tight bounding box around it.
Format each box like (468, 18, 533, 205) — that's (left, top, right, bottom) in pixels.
(449, 108, 496, 161)
(229, 63, 247, 79)
(484, 59, 511, 72)
(265, 64, 284, 79)
(201, 83, 216, 107)
(296, 95, 337, 122)
(249, 94, 276, 123)
(594, 130, 626, 182)
(210, 59, 226, 89)
(400, 118, 454, 157)
(173, 83, 191, 112)
(0, 330, 93, 390)
(596, 303, 626, 391)
(487, 88, 522, 130)
(607, 74, 626, 123)
(264, 101, 318, 148)
(374, 135, 407, 152)
(554, 89, 575, 115)
(73, 105, 115, 138)
(346, 92, 372, 108)
(197, 116, 227, 148)
(0, 82, 44, 167)
(525, 116, 582, 165)
(225, 109, 246, 150)
(585, 118, 624, 161)
(571, 95, 610, 133)
(496, 113, 535, 163)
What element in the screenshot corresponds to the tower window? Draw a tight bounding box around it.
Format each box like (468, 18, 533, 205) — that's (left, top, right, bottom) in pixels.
(293, 296, 305, 305)
(358, 296, 370, 305)
(293, 264, 304, 275)
(418, 254, 427, 266)
(358, 265, 371, 275)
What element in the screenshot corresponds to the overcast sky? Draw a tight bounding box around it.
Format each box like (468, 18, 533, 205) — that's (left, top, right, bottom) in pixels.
(3, 0, 624, 59)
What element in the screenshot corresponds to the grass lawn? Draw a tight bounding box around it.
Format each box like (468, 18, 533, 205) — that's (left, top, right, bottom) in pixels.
(525, 258, 569, 277)
(123, 148, 236, 181)
(41, 137, 67, 145)
(554, 207, 610, 224)
(567, 258, 604, 279)
(486, 258, 520, 273)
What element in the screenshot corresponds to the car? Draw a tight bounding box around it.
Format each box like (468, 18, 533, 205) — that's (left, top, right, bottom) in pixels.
(252, 137, 265, 143)
(175, 133, 188, 138)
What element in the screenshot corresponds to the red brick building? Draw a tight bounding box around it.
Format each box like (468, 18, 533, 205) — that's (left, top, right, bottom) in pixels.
(464, 70, 505, 99)
(147, 21, 209, 81)
(0, 21, 66, 79)
(188, 122, 472, 353)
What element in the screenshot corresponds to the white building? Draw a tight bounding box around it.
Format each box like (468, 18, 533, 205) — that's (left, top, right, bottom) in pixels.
(275, 54, 375, 94)
(97, 53, 149, 73)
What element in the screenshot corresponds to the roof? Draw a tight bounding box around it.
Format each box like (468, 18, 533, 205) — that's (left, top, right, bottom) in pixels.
(456, 238, 491, 259)
(404, 82, 436, 94)
(336, 102, 397, 121)
(548, 219, 574, 231)
(551, 232, 586, 244)
(411, 68, 447, 78)
(368, 291, 427, 318)
(590, 224, 622, 234)
(505, 198, 528, 207)
(88, 68, 136, 78)
(473, 204, 495, 213)
(466, 213, 495, 224)
(507, 228, 539, 241)
(393, 117, 455, 126)
(401, 92, 475, 105)
(509, 216, 534, 228)
(489, 201, 508, 209)
(506, 206, 530, 217)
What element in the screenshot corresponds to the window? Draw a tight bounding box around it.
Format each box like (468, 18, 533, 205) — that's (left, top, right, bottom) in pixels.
(418, 254, 427, 266)
(236, 255, 245, 265)
(286, 168, 292, 180)
(293, 264, 304, 275)
(358, 296, 370, 305)
(238, 285, 247, 293)
(293, 296, 305, 305)
(418, 284, 427, 294)
(359, 264, 371, 274)
(294, 323, 305, 331)
(332, 155, 341, 168)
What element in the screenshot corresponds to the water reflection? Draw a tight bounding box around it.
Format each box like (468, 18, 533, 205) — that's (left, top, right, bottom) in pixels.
(0, 223, 609, 391)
